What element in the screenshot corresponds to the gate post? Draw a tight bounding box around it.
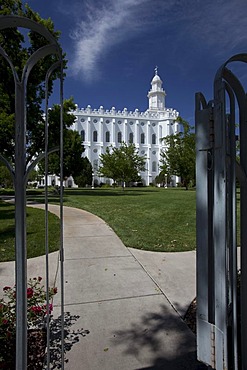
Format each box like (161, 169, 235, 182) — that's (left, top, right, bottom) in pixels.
(213, 79, 228, 369)
(196, 94, 217, 368)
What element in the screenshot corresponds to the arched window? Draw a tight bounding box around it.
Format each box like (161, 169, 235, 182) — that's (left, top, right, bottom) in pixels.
(93, 159, 98, 171)
(93, 130, 98, 142)
(117, 132, 122, 143)
(152, 161, 157, 172)
(129, 132, 133, 144)
(152, 133, 156, 144)
(81, 130, 85, 141)
(106, 131, 110, 143)
(140, 133, 145, 144)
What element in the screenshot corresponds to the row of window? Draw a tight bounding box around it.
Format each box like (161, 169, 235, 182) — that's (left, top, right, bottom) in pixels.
(81, 130, 157, 144)
(92, 159, 157, 172)
(80, 118, 157, 126)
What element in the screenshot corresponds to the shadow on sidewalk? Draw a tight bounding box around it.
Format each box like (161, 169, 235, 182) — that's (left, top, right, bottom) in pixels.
(112, 303, 208, 370)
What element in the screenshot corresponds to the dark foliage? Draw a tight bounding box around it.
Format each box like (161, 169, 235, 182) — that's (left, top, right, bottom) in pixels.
(0, 312, 89, 369)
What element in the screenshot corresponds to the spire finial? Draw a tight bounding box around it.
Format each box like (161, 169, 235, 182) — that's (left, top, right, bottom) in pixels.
(155, 66, 158, 75)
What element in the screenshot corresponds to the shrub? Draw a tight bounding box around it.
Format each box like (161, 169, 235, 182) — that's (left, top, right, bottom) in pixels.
(0, 277, 57, 366)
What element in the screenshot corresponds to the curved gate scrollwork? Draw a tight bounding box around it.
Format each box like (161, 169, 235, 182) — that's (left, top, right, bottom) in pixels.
(0, 15, 64, 370)
(196, 54, 247, 370)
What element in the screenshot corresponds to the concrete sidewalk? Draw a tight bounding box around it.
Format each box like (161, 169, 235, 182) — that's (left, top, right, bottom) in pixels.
(51, 205, 199, 370)
(0, 204, 201, 369)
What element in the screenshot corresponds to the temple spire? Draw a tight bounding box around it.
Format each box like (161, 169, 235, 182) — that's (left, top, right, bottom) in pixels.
(147, 68, 166, 111)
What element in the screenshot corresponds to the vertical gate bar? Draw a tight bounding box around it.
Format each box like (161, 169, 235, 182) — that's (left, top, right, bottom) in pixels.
(59, 68, 65, 369)
(195, 93, 212, 365)
(43, 60, 62, 369)
(45, 72, 51, 369)
(213, 79, 228, 369)
(239, 93, 247, 370)
(15, 81, 27, 370)
(226, 85, 238, 369)
(208, 105, 215, 326)
(195, 94, 209, 324)
(230, 114, 238, 370)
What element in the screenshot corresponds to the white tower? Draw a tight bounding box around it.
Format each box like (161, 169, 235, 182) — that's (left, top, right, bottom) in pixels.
(147, 66, 166, 111)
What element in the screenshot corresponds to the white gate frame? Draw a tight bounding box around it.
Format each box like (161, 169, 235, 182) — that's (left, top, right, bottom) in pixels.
(196, 54, 247, 370)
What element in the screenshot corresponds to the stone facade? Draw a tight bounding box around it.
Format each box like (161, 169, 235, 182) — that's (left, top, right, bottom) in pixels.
(71, 68, 179, 186)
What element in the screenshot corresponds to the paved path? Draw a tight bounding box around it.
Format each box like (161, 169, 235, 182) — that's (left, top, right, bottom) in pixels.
(0, 204, 202, 369)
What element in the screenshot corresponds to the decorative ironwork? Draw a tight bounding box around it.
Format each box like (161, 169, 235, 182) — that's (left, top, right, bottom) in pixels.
(0, 15, 64, 369)
(196, 54, 247, 369)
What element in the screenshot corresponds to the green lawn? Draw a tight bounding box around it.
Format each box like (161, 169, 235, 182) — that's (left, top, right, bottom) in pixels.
(61, 187, 196, 252)
(0, 201, 60, 262)
(0, 185, 241, 261)
(0, 187, 196, 260)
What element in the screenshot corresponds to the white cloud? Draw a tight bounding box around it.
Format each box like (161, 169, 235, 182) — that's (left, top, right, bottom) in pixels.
(68, 0, 175, 81)
(66, 0, 247, 81)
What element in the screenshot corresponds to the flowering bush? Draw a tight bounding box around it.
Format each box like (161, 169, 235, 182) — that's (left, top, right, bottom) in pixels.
(0, 277, 57, 367)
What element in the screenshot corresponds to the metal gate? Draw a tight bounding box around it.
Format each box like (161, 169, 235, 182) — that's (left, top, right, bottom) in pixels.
(0, 15, 64, 369)
(196, 54, 247, 369)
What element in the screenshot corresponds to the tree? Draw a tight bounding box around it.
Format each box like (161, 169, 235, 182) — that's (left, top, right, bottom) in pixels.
(0, 1, 67, 163)
(74, 157, 92, 187)
(43, 130, 86, 180)
(38, 99, 88, 181)
(0, 162, 13, 188)
(99, 142, 146, 189)
(27, 169, 38, 183)
(155, 171, 168, 187)
(160, 117, 195, 190)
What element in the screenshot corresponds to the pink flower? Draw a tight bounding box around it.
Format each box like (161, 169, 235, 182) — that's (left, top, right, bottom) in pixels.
(30, 305, 42, 314)
(27, 288, 34, 298)
(1, 277, 56, 331)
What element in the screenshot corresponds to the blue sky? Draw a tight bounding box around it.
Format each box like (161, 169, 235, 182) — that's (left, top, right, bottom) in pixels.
(25, 0, 247, 126)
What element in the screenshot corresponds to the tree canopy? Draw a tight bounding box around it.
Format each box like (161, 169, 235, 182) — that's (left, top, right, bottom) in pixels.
(0, 162, 12, 188)
(160, 117, 195, 190)
(73, 157, 92, 187)
(0, 5, 93, 185)
(0, 1, 66, 163)
(99, 142, 146, 189)
(38, 98, 89, 181)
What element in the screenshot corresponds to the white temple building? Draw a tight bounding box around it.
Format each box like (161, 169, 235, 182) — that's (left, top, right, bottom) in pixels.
(71, 68, 180, 186)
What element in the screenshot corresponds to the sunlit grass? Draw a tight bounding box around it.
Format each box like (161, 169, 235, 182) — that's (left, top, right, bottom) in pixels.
(62, 187, 196, 252)
(1, 186, 240, 255)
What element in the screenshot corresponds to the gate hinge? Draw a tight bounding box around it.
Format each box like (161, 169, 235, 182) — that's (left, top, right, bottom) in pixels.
(211, 326, 216, 369)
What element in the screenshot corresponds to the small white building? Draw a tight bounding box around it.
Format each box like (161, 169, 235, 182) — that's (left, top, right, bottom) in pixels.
(71, 68, 180, 186)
